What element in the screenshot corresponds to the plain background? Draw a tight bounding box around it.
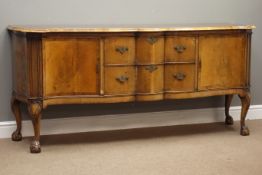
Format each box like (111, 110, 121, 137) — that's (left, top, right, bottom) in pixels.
(0, 0, 261, 122)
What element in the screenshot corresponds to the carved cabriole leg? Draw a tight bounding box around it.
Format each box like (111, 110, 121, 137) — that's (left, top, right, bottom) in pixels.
(27, 100, 42, 153)
(11, 96, 22, 141)
(238, 92, 251, 136)
(225, 95, 234, 125)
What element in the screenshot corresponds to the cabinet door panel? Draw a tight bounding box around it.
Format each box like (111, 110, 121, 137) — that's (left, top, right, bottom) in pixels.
(198, 34, 247, 90)
(43, 38, 99, 96)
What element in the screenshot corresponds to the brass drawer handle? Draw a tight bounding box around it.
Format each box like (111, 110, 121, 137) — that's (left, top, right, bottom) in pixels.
(116, 75, 129, 83)
(173, 72, 186, 80)
(145, 65, 158, 73)
(115, 46, 128, 54)
(174, 45, 186, 53)
(147, 37, 158, 44)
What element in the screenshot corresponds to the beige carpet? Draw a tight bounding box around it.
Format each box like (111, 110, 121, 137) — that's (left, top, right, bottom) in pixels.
(1, 119, 262, 175)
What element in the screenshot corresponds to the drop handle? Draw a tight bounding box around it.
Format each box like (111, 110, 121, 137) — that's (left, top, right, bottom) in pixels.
(147, 37, 158, 44)
(115, 46, 128, 54)
(174, 45, 186, 53)
(173, 72, 186, 80)
(145, 65, 158, 73)
(116, 75, 129, 83)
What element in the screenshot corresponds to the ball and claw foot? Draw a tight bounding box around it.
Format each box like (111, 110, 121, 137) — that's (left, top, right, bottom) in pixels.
(225, 116, 234, 125)
(11, 130, 22, 141)
(240, 126, 250, 136)
(30, 141, 41, 153)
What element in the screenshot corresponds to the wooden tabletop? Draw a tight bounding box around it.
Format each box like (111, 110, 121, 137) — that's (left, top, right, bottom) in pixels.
(7, 24, 255, 33)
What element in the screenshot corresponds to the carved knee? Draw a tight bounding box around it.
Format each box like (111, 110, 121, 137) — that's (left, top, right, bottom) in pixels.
(28, 100, 42, 118)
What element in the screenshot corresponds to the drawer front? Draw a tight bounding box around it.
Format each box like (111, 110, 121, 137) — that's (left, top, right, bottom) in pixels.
(136, 36, 164, 64)
(104, 66, 135, 95)
(104, 37, 135, 65)
(165, 64, 195, 92)
(136, 65, 164, 94)
(165, 36, 196, 62)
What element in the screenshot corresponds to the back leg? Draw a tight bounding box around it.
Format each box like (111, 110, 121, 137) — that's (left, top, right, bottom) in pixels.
(225, 95, 234, 125)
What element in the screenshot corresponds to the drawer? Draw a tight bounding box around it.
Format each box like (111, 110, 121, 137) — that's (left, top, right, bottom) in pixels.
(136, 65, 164, 93)
(165, 36, 196, 62)
(136, 36, 164, 64)
(104, 66, 136, 95)
(104, 37, 135, 65)
(164, 64, 195, 92)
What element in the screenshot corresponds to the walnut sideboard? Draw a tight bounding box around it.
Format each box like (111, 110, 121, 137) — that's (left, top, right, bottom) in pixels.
(8, 25, 255, 153)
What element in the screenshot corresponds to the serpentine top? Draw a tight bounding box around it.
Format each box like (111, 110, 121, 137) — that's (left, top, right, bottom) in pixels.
(7, 24, 255, 33)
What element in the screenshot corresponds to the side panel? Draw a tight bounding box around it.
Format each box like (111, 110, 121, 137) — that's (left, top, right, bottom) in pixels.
(10, 32, 29, 97)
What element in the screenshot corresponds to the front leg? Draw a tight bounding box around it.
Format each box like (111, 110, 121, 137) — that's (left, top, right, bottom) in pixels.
(225, 95, 234, 125)
(28, 100, 42, 153)
(11, 96, 22, 141)
(238, 92, 251, 136)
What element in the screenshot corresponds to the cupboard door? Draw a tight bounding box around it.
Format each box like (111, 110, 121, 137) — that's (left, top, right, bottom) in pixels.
(198, 34, 247, 90)
(104, 66, 135, 95)
(43, 38, 100, 96)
